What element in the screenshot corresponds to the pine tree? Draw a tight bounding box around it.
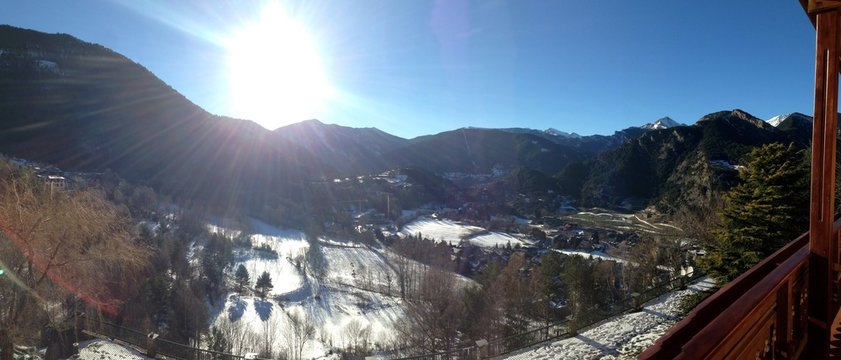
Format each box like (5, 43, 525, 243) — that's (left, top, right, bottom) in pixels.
(561, 255, 596, 332)
(699, 143, 809, 282)
(234, 264, 250, 292)
(255, 271, 273, 298)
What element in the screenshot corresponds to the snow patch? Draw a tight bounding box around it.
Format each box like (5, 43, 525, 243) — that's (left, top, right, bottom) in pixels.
(400, 216, 483, 245)
(641, 117, 682, 130)
(709, 160, 744, 171)
(34, 59, 61, 74)
(545, 128, 582, 139)
(467, 232, 525, 248)
(502, 276, 715, 360)
(36, 59, 57, 68)
(75, 339, 152, 360)
(767, 114, 789, 127)
(553, 249, 628, 264)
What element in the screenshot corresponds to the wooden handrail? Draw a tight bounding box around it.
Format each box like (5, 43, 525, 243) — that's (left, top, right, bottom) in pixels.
(638, 219, 841, 359)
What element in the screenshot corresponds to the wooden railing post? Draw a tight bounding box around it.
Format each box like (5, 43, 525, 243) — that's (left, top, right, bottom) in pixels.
(808, 4, 841, 358)
(776, 279, 792, 358)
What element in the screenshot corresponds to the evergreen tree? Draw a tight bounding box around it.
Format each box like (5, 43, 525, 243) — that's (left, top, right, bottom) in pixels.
(699, 143, 809, 282)
(255, 271, 273, 298)
(234, 264, 250, 292)
(201, 233, 234, 299)
(561, 255, 597, 332)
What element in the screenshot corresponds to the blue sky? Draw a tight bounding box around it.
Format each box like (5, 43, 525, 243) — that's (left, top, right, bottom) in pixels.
(0, 0, 817, 138)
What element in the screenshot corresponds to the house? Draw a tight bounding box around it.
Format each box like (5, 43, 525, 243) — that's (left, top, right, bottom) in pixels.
(38, 174, 68, 192)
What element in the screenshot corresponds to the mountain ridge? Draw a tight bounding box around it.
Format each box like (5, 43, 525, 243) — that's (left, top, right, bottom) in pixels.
(0, 24, 819, 213)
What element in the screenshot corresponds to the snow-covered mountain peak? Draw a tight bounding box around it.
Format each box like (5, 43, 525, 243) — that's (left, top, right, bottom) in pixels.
(767, 114, 790, 127)
(641, 117, 682, 130)
(544, 128, 581, 139)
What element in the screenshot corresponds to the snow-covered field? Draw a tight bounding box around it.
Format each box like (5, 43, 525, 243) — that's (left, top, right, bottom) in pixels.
(467, 231, 527, 248)
(249, 219, 310, 256)
(321, 246, 395, 287)
(401, 216, 529, 247)
(74, 339, 151, 360)
(552, 249, 628, 264)
(501, 276, 716, 360)
(208, 219, 410, 359)
(400, 216, 483, 245)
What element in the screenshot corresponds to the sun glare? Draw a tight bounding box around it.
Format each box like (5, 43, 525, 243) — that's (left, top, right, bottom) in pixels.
(226, 3, 331, 130)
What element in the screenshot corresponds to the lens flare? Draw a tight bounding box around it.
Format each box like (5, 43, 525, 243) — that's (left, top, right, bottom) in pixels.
(225, 2, 332, 130)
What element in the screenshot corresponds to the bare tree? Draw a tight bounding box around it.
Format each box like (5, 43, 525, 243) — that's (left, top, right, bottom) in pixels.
(342, 319, 371, 355)
(672, 194, 724, 249)
(0, 164, 150, 348)
(215, 317, 256, 356)
(396, 268, 464, 353)
(287, 312, 316, 360)
(260, 313, 281, 359)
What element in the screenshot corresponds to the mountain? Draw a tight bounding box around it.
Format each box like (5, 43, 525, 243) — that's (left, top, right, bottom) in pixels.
(578, 109, 812, 210)
(773, 112, 813, 129)
(554, 127, 651, 155)
(493, 116, 687, 156)
(0, 25, 822, 214)
(641, 116, 683, 130)
(545, 128, 581, 138)
(384, 128, 585, 175)
(492, 126, 650, 155)
(273, 119, 407, 176)
(0, 25, 323, 210)
(773, 112, 814, 147)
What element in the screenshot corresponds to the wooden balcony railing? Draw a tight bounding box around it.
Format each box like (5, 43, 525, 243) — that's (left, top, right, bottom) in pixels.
(638, 219, 841, 359)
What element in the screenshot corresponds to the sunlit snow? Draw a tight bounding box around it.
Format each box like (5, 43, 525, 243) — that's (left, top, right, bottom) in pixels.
(501, 277, 715, 360)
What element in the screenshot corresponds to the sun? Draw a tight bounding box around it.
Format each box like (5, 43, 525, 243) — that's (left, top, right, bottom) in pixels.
(225, 3, 331, 130)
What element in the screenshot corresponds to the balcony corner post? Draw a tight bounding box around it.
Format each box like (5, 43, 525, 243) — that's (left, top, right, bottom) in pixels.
(808, 5, 841, 358)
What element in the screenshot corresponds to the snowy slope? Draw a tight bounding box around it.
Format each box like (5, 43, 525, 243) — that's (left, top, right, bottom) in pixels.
(235, 247, 306, 296)
(322, 246, 396, 287)
(233, 222, 310, 296)
(767, 114, 788, 127)
(501, 277, 715, 360)
(545, 128, 582, 139)
(209, 221, 414, 359)
(402, 217, 533, 248)
(217, 283, 405, 357)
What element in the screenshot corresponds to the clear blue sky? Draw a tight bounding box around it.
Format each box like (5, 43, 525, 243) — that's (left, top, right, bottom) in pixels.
(0, 0, 817, 138)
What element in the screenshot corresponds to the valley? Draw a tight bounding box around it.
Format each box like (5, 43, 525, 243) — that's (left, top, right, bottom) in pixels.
(0, 23, 818, 360)
(195, 204, 689, 359)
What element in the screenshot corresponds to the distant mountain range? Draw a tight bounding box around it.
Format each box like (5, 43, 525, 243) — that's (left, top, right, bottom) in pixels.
(0, 25, 819, 211)
(581, 110, 814, 210)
